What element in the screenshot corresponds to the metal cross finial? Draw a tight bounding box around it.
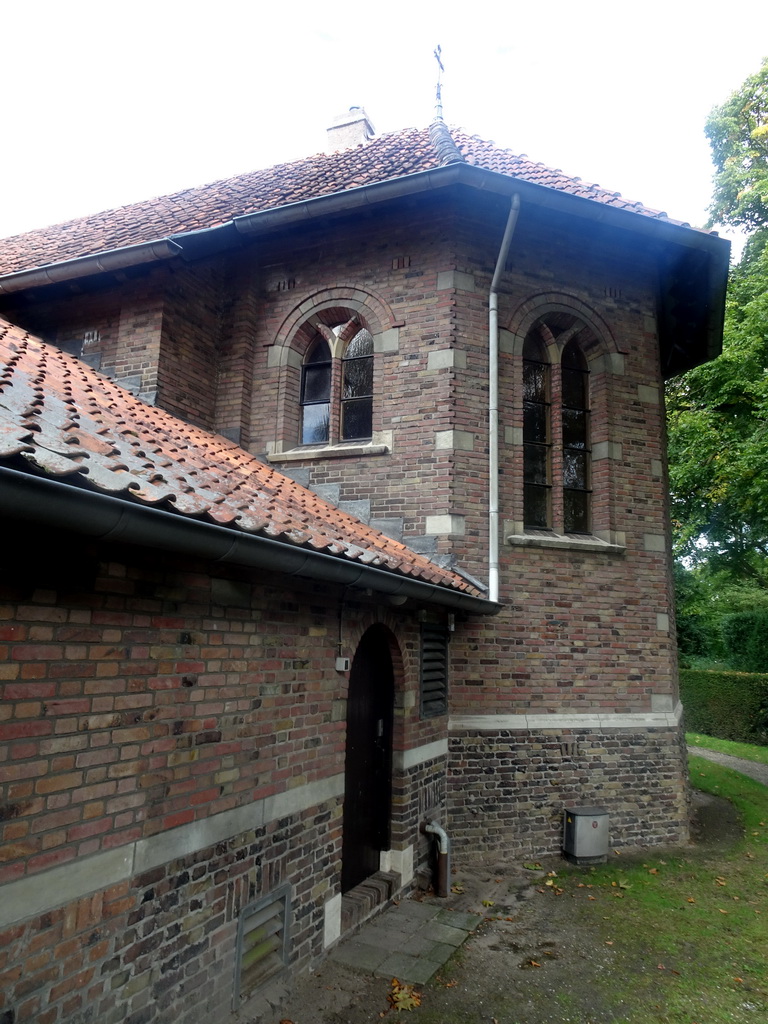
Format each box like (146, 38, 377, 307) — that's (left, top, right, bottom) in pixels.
(434, 45, 444, 119)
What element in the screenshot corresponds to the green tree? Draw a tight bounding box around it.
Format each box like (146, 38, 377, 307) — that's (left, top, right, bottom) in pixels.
(668, 58, 768, 609)
(706, 56, 768, 231)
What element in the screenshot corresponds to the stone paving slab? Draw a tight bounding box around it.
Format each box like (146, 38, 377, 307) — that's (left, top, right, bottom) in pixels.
(328, 897, 483, 984)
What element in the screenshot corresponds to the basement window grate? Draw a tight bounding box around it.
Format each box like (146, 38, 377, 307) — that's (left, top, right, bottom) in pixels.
(233, 884, 291, 1004)
(420, 623, 450, 718)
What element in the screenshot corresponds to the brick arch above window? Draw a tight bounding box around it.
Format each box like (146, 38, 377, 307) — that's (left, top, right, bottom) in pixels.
(270, 286, 400, 359)
(504, 294, 624, 375)
(266, 288, 400, 463)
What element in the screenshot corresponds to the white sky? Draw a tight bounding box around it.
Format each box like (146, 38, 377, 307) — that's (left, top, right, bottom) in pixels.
(2, 1, 767, 258)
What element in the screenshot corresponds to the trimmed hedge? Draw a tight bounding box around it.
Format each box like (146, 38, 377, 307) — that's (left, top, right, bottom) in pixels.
(721, 611, 768, 672)
(680, 669, 768, 744)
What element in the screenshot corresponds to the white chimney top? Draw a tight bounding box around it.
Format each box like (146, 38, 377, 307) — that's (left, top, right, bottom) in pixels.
(326, 107, 375, 153)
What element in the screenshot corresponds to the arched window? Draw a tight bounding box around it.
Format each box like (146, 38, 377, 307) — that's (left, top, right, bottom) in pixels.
(561, 340, 591, 533)
(299, 318, 375, 446)
(520, 314, 592, 534)
(300, 336, 332, 444)
(523, 334, 551, 529)
(341, 328, 374, 441)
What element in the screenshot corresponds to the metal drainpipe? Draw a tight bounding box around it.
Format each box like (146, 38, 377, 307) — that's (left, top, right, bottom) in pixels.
(423, 821, 451, 898)
(488, 195, 521, 604)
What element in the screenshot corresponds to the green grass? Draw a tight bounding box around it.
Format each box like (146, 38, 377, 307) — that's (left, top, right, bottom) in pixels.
(560, 755, 768, 1023)
(687, 731, 768, 765)
(420, 752, 768, 1024)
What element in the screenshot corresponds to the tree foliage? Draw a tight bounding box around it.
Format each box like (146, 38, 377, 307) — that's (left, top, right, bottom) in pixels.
(669, 59, 768, 634)
(706, 57, 768, 230)
(667, 239, 768, 579)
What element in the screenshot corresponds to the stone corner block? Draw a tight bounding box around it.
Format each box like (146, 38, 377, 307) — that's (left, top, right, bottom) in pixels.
(638, 383, 660, 404)
(425, 514, 465, 536)
(643, 534, 667, 553)
(435, 429, 474, 451)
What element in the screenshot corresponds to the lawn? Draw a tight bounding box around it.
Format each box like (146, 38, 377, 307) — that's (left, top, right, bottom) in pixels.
(688, 731, 768, 766)
(415, 748, 768, 1024)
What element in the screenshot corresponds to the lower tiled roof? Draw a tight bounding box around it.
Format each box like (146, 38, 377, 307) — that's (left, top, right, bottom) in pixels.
(0, 125, 682, 278)
(0, 319, 481, 598)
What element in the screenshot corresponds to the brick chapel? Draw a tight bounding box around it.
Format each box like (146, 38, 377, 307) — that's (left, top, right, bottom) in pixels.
(0, 108, 729, 1022)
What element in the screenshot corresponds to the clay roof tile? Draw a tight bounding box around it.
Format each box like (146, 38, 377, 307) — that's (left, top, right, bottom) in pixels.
(0, 318, 480, 599)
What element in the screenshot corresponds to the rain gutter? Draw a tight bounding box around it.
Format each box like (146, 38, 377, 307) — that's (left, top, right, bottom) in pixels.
(0, 163, 728, 298)
(0, 239, 183, 295)
(0, 466, 501, 616)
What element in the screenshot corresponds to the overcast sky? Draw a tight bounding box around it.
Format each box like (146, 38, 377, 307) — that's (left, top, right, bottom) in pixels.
(2, 1, 766, 257)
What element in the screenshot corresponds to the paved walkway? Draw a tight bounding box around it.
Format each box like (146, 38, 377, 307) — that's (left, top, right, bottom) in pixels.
(688, 745, 768, 786)
(327, 898, 482, 984)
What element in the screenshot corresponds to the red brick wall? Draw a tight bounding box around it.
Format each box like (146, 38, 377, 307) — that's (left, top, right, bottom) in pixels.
(0, 530, 452, 1022)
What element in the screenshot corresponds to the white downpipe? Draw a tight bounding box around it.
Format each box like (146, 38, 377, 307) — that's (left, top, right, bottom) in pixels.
(488, 195, 521, 604)
(423, 820, 451, 897)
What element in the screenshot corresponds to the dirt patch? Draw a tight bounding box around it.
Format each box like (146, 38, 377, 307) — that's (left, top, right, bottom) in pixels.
(244, 793, 742, 1024)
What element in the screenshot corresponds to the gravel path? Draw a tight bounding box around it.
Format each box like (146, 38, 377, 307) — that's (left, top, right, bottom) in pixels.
(688, 745, 768, 786)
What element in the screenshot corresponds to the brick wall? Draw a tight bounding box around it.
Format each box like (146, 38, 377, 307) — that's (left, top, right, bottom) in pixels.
(0, 530, 450, 1023)
(448, 725, 690, 858)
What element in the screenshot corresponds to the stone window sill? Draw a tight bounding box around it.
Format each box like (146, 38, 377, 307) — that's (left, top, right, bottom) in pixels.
(267, 442, 390, 464)
(506, 531, 625, 554)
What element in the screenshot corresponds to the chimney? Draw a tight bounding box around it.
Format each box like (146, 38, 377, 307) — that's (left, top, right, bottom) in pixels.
(326, 107, 375, 153)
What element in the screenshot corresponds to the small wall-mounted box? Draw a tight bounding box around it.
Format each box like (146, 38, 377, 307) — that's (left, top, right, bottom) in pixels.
(563, 806, 609, 865)
(335, 657, 351, 673)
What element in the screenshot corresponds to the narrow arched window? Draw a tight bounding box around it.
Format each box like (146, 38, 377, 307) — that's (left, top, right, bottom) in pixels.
(341, 328, 374, 441)
(523, 334, 551, 529)
(561, 340, 591, 533)
(300, 336, 331, 444)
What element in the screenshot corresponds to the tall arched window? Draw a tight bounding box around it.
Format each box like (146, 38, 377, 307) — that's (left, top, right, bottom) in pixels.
(520, 314, 592, 534)
(300, 336, 332, 444)
(561, 340, 591, 533)
(523, 334, 551, 529)
(341, 328, 374, 440)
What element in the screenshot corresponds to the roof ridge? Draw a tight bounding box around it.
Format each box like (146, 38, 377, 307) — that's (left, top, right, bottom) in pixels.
(428, 118, 465, 166)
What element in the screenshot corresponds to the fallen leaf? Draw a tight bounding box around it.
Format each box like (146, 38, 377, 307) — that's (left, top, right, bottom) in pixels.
(687, 897, 696, 904)
(718, 909, 729, 914)
(648, 868, 659, 875)
(450, 885, 465, 894)
(523, 862, 542, 870)
(482, 899, 495, 907)
(388, 978, 422, 1012)
(605, 940, 614, 946)
(734, 977, 744, 983)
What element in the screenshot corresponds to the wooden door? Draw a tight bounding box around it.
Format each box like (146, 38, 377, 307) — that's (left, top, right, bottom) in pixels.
(341, 626, 394, 893)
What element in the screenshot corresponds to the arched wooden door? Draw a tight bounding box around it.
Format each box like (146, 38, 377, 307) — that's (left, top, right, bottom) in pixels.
(341, 626, 394, 893)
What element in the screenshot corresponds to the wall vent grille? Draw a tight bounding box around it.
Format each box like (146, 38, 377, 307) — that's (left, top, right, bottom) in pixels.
(234, 884, 291, 1004)
(420, 624, 450, 718)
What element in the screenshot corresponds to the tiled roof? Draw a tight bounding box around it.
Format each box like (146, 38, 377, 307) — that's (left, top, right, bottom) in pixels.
(0, 125, 681, 278)
(0, 318, 481, 598)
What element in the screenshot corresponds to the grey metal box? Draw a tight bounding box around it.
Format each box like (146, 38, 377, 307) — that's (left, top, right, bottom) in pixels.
(563, 806, 609, 864)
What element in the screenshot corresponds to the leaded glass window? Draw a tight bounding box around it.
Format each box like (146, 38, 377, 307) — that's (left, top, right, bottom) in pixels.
(523, 335, 551, 529)
(561, 340, 591, 533)
(341, 328, 373, 441)
(300, 337, 331, 444)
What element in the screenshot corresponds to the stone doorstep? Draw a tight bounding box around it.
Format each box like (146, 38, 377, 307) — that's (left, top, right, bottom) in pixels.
(340, 870, 400, 935)
(330, 895, 483, 985)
